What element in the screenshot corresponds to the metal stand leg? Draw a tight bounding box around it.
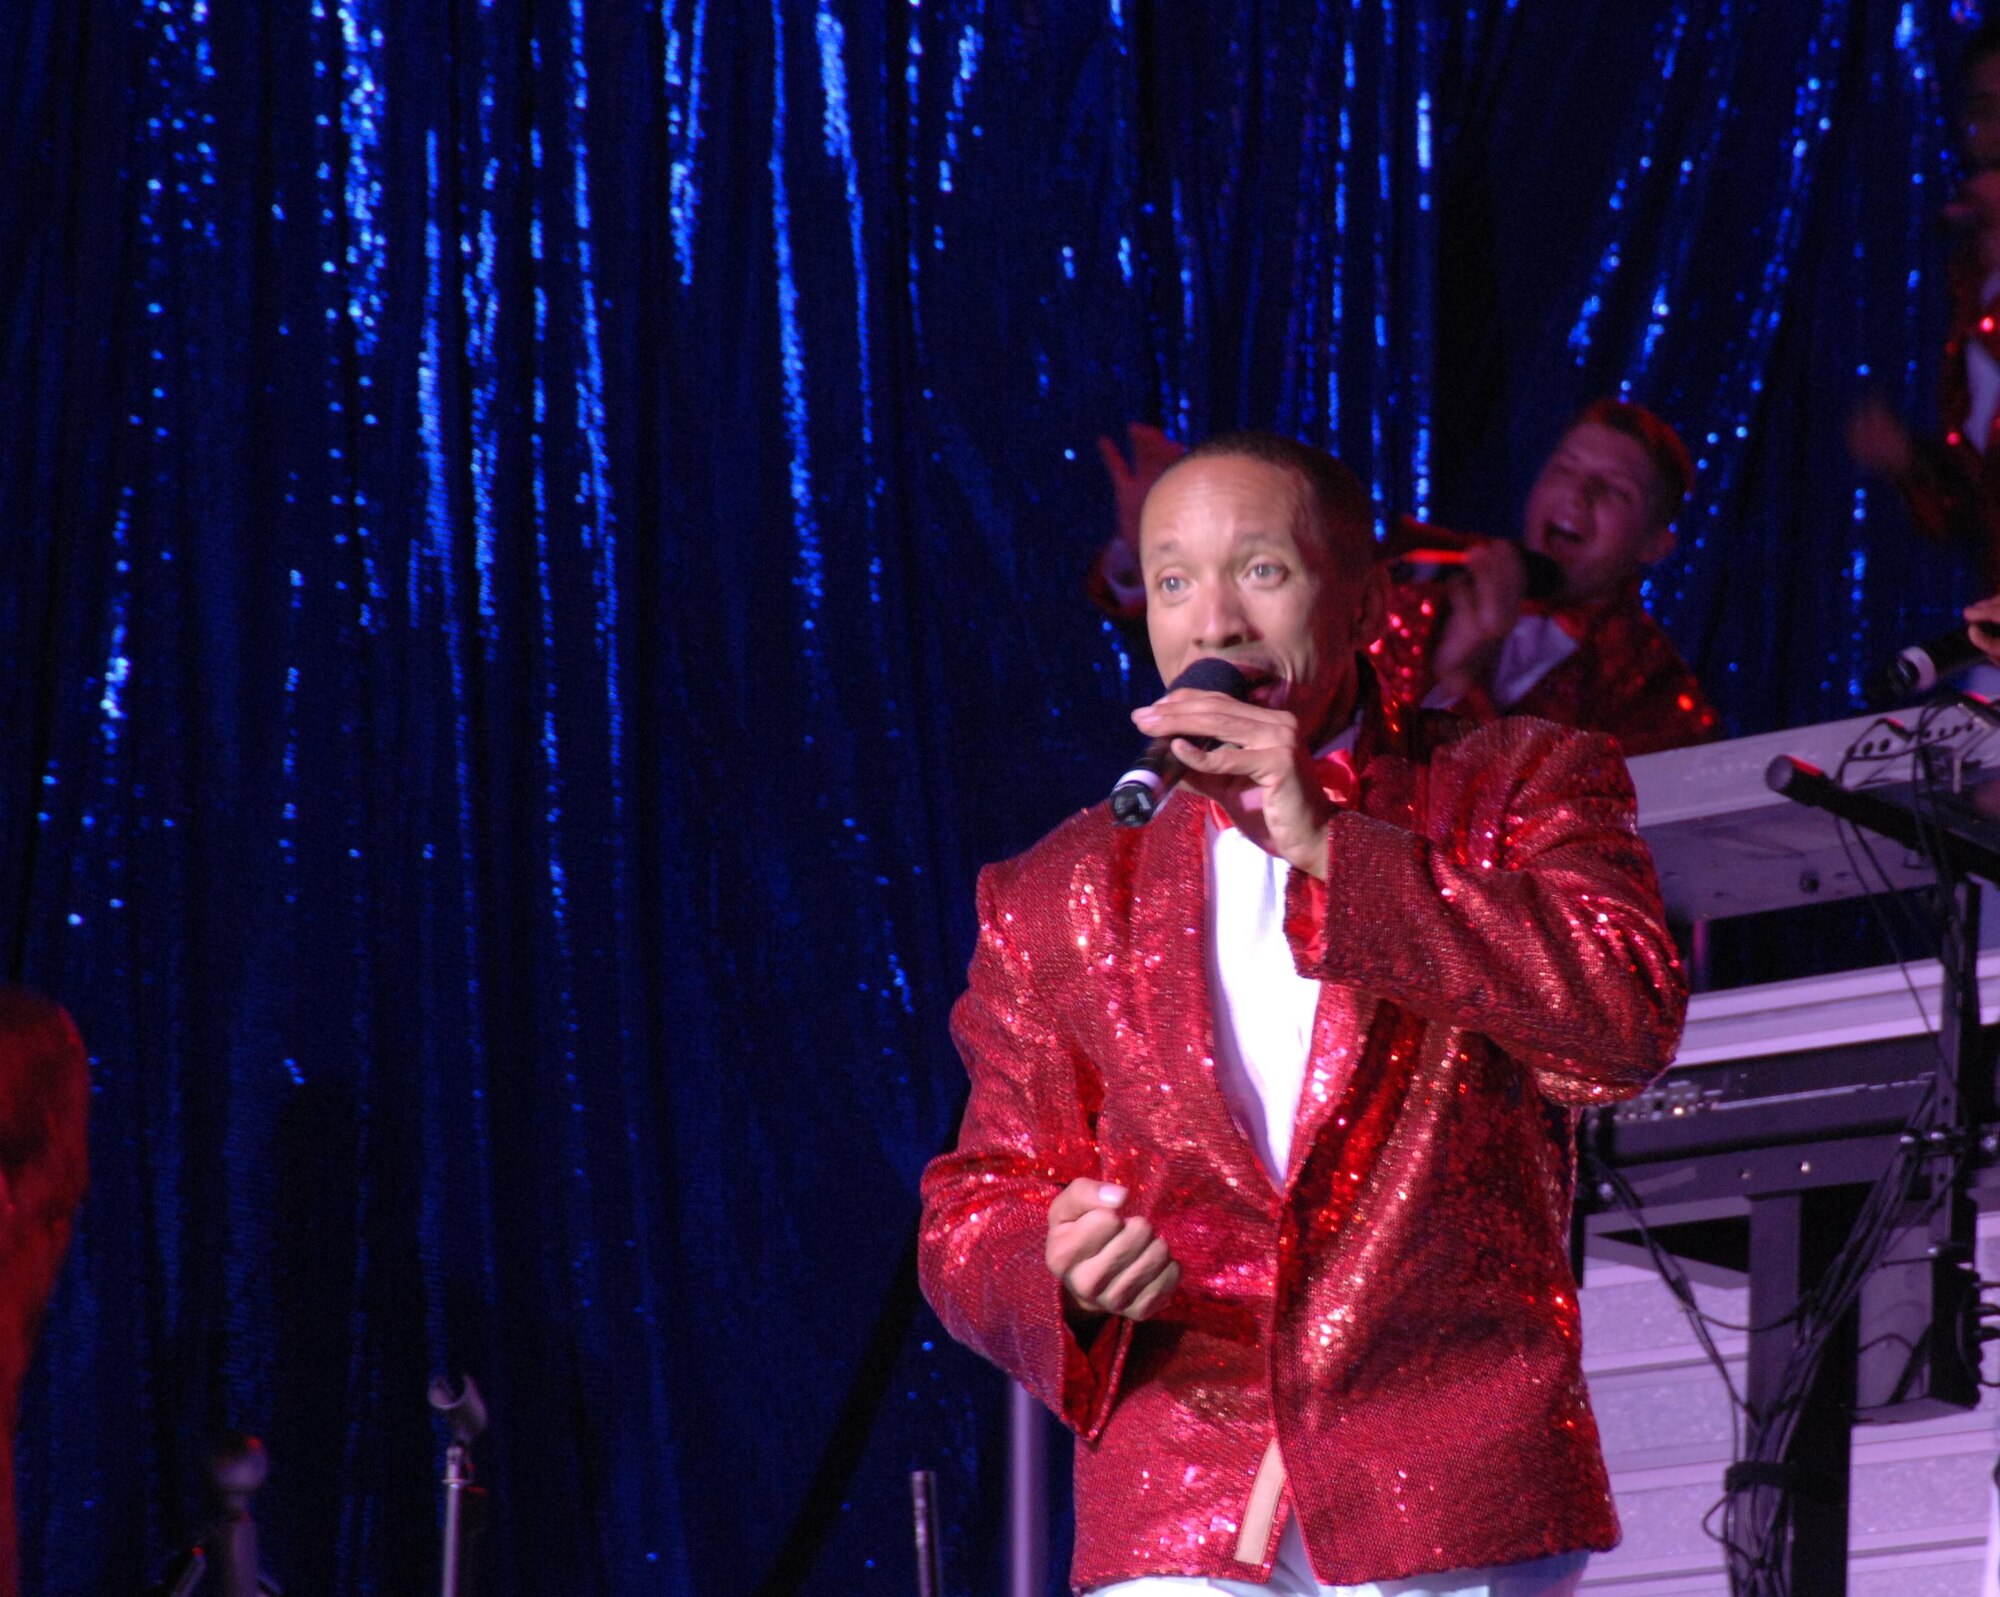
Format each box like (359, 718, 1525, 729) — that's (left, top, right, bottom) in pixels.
(911, 1470, 943, 1597)
(1007, 1380, 1048, 1597)
(1741, 1190, 1855, 1596)
(429, 1376, 488, 1597)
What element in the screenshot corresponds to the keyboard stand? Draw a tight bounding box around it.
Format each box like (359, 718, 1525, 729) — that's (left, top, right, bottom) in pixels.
(1585, 751, 1999, 1595)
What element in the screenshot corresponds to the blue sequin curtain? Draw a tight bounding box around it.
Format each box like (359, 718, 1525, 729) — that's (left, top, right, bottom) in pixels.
(1432, 1, 1979, 724)
(0, 3, 1979, 1594)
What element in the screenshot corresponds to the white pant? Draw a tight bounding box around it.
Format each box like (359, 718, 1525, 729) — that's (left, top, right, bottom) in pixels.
(1089, 1518, 1588, 1597)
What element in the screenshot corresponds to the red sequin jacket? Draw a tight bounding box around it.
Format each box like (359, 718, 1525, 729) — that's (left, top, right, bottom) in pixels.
(1369, 577, 1719, 759)
(919, 694, 1687, 1590)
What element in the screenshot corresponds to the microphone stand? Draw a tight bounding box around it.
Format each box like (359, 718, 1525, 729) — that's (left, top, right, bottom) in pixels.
(430, 1375, 489, 1597)
(147, 1435, 281, 1597)
(911, 1469, 943, 1597)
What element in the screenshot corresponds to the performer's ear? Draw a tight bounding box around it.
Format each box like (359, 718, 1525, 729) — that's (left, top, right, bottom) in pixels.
(1639, 520, 1677, 568)
(1352, 561, 1390, 642)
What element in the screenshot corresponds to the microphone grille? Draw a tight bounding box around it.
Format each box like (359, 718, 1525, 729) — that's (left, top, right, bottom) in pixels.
(1167, 657, 1252, 698)
(1521, 550, 1566, 603)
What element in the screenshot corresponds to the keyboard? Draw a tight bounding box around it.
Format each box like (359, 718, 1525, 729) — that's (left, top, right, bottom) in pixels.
(1627, 701, 2000, 920)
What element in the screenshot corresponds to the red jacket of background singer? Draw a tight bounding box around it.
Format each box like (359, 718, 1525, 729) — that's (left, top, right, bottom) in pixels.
(918, 688, 1687, 1591)
(1369, 572, 1720, 760)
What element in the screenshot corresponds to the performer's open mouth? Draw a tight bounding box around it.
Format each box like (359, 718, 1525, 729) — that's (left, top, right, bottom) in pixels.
(1240, 670, 1284, 706)
(1539, 517, 1586, 556)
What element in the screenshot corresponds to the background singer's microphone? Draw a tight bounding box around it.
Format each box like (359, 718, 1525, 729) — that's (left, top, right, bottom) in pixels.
(1110, 657, 1251, 827)
(1392, 541, 1567, 603)
(1867, 621, 2000, 704)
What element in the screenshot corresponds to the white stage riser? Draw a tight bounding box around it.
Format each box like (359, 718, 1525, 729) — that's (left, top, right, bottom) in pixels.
(1579, 1223, 2000, 1594)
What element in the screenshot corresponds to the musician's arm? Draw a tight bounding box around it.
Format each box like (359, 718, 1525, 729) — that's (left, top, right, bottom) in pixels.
(1285, 719, 1686, 1104)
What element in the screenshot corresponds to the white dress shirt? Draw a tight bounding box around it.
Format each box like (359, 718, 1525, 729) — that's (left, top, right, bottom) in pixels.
(1088, 724, 1589, 1597)
(1966, 270, 2000, 452)
(1489, 614, 1580, 709)
(1200, 758, 1349, 1186)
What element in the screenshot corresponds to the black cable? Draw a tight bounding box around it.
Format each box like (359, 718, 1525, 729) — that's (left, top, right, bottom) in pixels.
(1621, 704, 1995, 1595)
(1588, 1161, 1747, 1449)
(752, 1220, 932, 1597)
(753, 1098, 967, 1597)
(1721, 704, 1988, 1595)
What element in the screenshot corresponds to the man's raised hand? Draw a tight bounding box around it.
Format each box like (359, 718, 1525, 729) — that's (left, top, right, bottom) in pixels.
(1046, 1179, 1181, 1323)
(1097, 422, 1187, 552)
(1426, 538, 1528, 704)
(1966, 593, 2000, 666)
(1132, 691, 1335, 878)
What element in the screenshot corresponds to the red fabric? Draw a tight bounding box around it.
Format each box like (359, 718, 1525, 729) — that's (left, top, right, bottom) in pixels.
(919, 693, 1687, 1589)
(1086, 540, 1158, 679)
(0, 992, 89, 1597)
(1369, 576, 1719, 758)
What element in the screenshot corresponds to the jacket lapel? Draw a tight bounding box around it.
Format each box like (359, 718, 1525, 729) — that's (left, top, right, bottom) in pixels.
(1282, 984, 1381, 1191)
(1280, 683, 1408, 1188)
(1123, 792, 1280, 1200)
(1121, 674, 1415, 1200)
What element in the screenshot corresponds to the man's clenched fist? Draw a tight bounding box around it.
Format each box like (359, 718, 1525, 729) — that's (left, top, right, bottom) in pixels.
(1045, 1179, 1180, 1322)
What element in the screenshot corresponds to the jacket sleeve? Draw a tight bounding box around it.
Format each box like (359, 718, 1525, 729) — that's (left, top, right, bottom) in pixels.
(1597, 653, 1721, 758)
(1897, 433, 1987, 550)
(1086, 537, 1148, 624)
(1283, 719, 1686, 1106)
(919, 866, 1133, 1439)
(1367, 578, 1449, 712)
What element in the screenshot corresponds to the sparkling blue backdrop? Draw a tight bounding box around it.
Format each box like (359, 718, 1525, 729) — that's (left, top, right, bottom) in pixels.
(0, 2, 1987, 1594)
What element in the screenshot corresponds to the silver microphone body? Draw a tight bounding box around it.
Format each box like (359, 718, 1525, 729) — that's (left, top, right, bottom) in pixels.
(1109, 658, 1253, 827)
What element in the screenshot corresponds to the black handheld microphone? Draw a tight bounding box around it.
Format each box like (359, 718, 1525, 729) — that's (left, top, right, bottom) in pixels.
(1867, 621, 2000, 705)
(1518, 549, 1566, 603)
(1110, 657, 1252, 827)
